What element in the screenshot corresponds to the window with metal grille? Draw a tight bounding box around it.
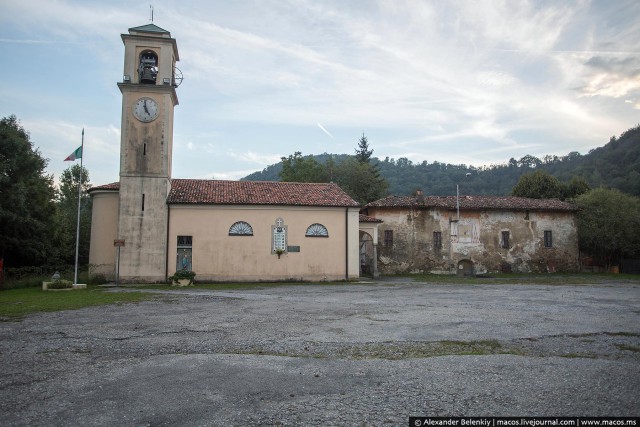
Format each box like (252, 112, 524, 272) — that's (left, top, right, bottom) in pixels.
(544, 230, 553, 247)
(229, 221, 253, 236)
(177, 236, 192, 246)
(384, 230, 393, 247)
(305, 223, 329, 237)
(501, 231, 510, 249)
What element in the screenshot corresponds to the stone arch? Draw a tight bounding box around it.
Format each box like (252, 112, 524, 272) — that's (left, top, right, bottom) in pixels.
(359, 231, 374, 276)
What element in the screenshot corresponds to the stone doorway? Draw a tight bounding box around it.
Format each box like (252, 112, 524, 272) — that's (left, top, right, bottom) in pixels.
(359, 232, 374, 276)
(457, 259, 474, 277)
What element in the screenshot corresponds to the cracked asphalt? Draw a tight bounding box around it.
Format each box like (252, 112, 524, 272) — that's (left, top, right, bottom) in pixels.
(1, 280, 639, 426)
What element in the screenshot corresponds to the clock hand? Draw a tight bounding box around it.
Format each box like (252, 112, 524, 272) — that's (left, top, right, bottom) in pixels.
(143, 100, 150, 115)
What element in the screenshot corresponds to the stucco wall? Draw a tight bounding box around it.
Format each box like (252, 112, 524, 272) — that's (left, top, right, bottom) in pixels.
(88, 191, 119, 279)
(117, 177, 170, 282)
(369, 207, 579, 274)
(168, 205, 360, 282)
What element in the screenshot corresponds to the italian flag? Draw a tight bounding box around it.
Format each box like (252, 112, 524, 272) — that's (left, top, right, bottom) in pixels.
(64, 146, 82, 161)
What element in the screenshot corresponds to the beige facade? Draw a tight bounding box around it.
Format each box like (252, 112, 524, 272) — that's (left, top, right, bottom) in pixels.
(365, 195, 579, 275)
(88, 189, 119, 278)
(88, 182, 361, 282)
(168, 205, 360, 281)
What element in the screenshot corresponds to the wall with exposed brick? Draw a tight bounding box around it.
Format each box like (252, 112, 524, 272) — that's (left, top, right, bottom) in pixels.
(368, 206, 579, 274)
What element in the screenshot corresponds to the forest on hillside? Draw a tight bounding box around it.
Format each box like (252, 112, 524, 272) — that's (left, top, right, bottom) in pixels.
(243, 125, 640, 197)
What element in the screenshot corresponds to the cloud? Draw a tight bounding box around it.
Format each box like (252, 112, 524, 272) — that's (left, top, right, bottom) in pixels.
(18, 118, 120, 185)
(2, 0, 639, 184)
(578, 56, 640, 98)
(226, 150, 282, 165)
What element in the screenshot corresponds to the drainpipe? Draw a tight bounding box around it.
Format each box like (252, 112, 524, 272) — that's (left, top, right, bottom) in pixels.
(165, 204, 170, 282)
(345, 208, 349, 280)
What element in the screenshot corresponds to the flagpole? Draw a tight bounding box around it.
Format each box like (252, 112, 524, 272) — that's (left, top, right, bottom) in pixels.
(73, 129, 84, 285)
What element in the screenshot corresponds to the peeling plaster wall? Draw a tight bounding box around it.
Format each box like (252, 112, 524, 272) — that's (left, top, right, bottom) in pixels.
(368, 207, 579, 274)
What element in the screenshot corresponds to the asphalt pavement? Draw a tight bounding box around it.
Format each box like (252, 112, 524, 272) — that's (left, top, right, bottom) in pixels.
(1, 280, 638, 426)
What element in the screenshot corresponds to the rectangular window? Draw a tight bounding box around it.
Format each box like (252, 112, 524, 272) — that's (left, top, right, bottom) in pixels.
(142, 194, 145, 212)
(177, 235, 193, 271)
(384, 230, 393, 247)
(433, 231, 442, 251)
(544, 230, 553, 248)
(501, 231, 510, 249)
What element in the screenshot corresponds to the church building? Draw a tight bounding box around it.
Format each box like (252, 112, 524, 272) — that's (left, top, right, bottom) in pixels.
(88, 24, 364, 283)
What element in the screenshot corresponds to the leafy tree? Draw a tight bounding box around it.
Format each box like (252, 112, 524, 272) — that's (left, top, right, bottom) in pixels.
(518, 154, 542, 168)
(574, 188, 640, 267)
(0, 115, 56, 267)
(355, 133, 373, 163)
(278, 138, 389, 204)
(511, 170, 564, 199)
(279, 152, 329, 183)
(52, 164, 92, 265)
(334, 158, 388, 205)
(564, 176, 590, 200)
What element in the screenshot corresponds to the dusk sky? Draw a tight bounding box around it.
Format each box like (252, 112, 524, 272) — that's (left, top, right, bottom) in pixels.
(1, 0, 639, 187)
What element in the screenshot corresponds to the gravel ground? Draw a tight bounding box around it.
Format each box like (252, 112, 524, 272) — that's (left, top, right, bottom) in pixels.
(1, 280, 639, 426)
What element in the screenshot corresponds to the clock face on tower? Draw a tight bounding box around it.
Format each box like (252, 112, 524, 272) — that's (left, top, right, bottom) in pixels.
(133, 97, 159, 122)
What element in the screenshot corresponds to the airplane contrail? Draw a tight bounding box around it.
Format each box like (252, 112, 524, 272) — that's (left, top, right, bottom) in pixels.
(317, 123, 335, 139)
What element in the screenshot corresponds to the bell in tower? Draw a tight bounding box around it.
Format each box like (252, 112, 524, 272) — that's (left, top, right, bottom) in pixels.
(138, 50, 158, 84)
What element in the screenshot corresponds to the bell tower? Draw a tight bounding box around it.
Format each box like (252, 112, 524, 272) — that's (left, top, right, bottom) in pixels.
(117, 24, 179, 282)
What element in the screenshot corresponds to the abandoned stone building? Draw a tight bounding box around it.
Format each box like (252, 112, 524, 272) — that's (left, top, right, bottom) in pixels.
(362, 192, 579, 275)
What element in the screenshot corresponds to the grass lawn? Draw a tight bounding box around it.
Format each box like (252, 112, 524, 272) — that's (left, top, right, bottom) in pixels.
(0, 286, 155, 320)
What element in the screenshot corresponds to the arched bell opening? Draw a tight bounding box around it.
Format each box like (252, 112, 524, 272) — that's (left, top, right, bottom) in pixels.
(138, 50, 158, 84)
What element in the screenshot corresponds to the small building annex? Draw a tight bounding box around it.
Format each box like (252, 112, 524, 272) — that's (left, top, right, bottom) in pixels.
(362, 191, 579, 275)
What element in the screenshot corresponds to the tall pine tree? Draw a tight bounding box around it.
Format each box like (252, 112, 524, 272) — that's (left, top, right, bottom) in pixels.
(355, 133, 373, 163)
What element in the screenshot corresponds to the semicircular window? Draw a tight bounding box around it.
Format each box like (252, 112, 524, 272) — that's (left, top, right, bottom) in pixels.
(229, 221, 254, 236)
(305, 223, 329, 237)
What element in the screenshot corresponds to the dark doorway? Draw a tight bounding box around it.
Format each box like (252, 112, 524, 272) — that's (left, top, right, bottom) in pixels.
(457, 259, 474, 277)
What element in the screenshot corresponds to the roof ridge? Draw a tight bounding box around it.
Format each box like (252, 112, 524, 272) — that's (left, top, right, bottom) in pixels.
(128, 23, 170, 34)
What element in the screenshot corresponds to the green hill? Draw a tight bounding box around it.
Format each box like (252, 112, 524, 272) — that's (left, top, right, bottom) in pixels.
(242, 125, 640, 197)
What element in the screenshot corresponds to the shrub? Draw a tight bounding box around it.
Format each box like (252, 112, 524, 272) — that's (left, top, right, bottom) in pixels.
(89, 273, 107, 285)
(168, 270, 196, 285)
(48, 279, 73, 289)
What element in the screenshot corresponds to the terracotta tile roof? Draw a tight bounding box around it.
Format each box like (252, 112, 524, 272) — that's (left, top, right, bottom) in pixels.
(359, 214, 383, 223)
(366, 194, 577, 211)
(169, 179, 359, 207)
(89, 180, 359, 207)
(88, 182, 120, 192)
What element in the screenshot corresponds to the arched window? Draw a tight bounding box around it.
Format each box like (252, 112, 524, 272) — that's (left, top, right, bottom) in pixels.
(305, 223, 329, 237)
(229, 221, 253, 236)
